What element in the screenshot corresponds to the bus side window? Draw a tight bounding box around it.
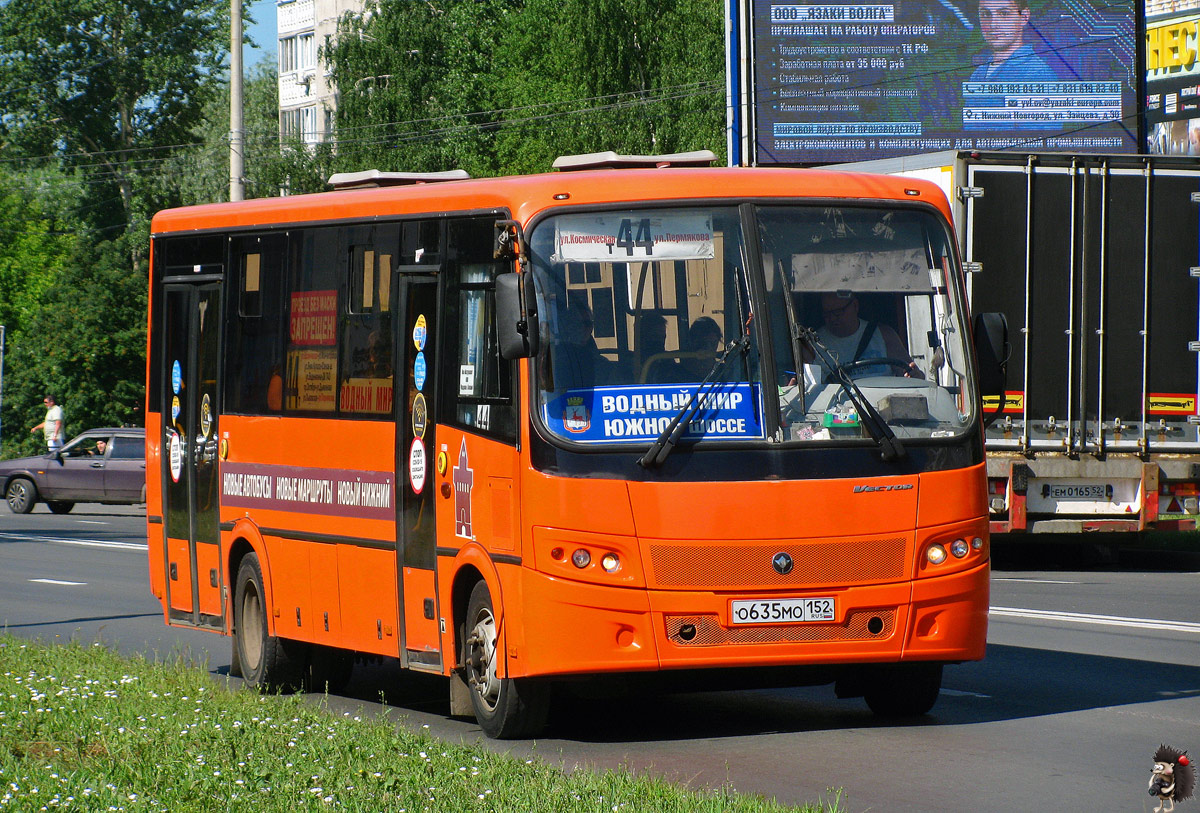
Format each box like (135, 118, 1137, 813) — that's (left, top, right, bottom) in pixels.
(339, 228, 396, 418)
(226, 234, 285, 415)
(447, 217, 516, 443)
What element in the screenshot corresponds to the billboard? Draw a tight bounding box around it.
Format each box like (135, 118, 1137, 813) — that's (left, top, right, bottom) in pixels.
(730, 0, 1140, 164)
(1145, 6, 1200, 153)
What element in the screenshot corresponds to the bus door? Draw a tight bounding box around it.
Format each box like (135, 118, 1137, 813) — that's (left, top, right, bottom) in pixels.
(394, 272, 443, 671)
(160, 280, 224, 630)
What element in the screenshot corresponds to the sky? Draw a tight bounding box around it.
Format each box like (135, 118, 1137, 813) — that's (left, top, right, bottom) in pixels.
(244, 0, 277, 63)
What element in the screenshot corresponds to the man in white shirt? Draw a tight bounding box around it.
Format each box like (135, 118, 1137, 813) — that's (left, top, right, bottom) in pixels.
(814, 293, 919, 379)
(31, 395, 65, 452)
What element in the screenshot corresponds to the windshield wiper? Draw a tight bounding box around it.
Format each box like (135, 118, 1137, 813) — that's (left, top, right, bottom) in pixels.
(638, 335, 751, 469)
(797, 325, 906, 462)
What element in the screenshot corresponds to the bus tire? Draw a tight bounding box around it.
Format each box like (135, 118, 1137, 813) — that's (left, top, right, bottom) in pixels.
(462, 580, 549, 739)
(308, 646, 354, 693)
(864, 662, 942, 717)
(234, 553, 305, 692)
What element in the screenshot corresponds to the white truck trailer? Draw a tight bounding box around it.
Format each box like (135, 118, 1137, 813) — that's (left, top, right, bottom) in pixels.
(840, 151, 1200, 537)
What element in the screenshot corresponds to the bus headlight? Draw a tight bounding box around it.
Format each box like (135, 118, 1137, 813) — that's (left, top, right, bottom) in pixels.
(571, 549, 591, 569)
(950, 538, 970, 558)
(926, 543, 948, 565)
(601, 553, 620, 573)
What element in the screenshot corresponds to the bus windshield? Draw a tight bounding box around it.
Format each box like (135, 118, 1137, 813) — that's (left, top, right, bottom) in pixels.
(530, 203, 975, 448)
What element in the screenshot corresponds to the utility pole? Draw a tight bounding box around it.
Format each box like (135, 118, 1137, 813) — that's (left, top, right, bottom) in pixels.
(230, 0, 245, 201)
(0, 325, 6, 451)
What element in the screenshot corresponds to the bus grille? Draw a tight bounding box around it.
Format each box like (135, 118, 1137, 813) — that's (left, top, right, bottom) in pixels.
(665, 609, 895, 646)
(646, 538, 908, 589)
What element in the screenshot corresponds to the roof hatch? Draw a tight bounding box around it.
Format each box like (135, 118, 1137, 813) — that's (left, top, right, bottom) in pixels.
(551, 150, 718, 171)
(327, 169, 471, 190)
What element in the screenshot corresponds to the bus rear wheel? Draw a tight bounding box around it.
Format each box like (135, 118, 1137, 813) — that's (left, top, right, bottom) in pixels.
(864, 662, 942, 717)
(234, 553, 305, 692)
(462, 580, 549, 739)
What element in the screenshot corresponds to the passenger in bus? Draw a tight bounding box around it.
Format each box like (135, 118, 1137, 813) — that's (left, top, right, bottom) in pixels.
(814, 292, 920, 379)
(267, 365, 284, 411)
(637, 313, 679, 383)
(551, 300, 617, 389)
(676, 317, 723, 382)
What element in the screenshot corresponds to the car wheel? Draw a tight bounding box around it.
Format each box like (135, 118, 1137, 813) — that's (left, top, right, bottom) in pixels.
(6, 478, 37, 514)
(46, 501, 74, 514)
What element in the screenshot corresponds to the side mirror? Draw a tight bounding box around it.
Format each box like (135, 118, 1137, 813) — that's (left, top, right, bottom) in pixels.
(973, 311, 1009, 420)
(496, 272, 540, 359)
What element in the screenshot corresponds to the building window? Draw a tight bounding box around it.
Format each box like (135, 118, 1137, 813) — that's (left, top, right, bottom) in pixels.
(280, 108, 301, 139)
(299, 33, 315, 71)
(300, 106, 318, 145)
(279, 35, 297, 74)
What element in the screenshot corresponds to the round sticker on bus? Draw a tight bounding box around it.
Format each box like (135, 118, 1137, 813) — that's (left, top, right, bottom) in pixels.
(168, 430, 183, 483)
(413, 314, 427, 351)
(414, 352, 427, 391)
(412, 392, 428, 439)
(171, 360, 182, 394)
(200, 393, 212, 438)
(409, 437, 426, 494)
(171, 395, 181, 423)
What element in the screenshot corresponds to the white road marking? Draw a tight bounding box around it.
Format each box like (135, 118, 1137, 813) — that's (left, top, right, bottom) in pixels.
(77, 520, 108, 525)
(29, 578, 86, 586)
(941, 688, 992, 698)
(993, 577, 1079, 584)
(990, 606, 1200, 634)
(0, 532, 145, 552)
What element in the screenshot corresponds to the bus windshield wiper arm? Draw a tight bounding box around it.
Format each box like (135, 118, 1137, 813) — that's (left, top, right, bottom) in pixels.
(638, 335, 750, 469)
(797, 325, 906, 462)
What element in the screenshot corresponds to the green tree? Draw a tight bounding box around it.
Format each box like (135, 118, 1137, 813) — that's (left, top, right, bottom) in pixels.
(0, 0, 231, 238)
(325, 0, 725, 177)
(1, 233, 147, 458)
(327, 0, 517, 177)
(153, 58, 335, 205)
(0, 169, 83, 341)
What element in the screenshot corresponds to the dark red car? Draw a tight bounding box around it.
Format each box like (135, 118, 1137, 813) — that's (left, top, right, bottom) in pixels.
(1, 428, 146, 514)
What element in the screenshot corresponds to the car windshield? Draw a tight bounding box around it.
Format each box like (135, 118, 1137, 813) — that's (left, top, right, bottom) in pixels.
(529, 203, 974, 448)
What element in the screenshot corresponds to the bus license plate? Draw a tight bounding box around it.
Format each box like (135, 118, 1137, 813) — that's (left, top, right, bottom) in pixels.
(730, 597, 836, 625)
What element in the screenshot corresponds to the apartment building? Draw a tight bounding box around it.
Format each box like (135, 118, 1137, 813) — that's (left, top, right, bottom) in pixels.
(277, 0, 367, 145)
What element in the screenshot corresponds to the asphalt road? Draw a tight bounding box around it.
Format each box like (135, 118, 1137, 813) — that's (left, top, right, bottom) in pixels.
(2, 504, 1198, 812)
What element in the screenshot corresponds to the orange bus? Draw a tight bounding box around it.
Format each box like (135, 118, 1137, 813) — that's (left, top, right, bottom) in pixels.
(146, 151, 1006, 738)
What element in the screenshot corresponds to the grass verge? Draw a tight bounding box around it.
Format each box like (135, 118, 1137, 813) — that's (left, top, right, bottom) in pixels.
(0, 634, 842, 812)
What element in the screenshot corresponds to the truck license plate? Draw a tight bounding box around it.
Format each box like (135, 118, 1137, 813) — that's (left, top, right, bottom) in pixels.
(730, 597, 836, 625)
(1045, 483, 1109, 500)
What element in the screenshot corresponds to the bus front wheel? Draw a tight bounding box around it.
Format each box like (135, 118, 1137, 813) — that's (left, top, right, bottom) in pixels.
(864, 662, 942, 717)
(234, 553, 305, 692)
(462, 580, 549, 739)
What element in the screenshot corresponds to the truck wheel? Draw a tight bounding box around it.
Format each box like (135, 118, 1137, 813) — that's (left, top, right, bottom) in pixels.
(6, 478, 37, 514)
(233, 553, 305, 692)
(46, 501, 74, 514)
(864, 662, 942, 717)
(462, 580, 549, 739)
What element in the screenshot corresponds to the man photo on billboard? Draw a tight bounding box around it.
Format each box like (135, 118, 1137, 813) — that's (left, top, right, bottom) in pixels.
(970, 0, 1056, 81)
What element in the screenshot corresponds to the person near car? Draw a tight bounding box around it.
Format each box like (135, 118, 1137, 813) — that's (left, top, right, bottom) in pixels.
(31, 395, 65, 452)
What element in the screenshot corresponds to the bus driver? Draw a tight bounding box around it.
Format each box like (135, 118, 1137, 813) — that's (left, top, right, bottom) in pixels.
(813, 292, 921, 379)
